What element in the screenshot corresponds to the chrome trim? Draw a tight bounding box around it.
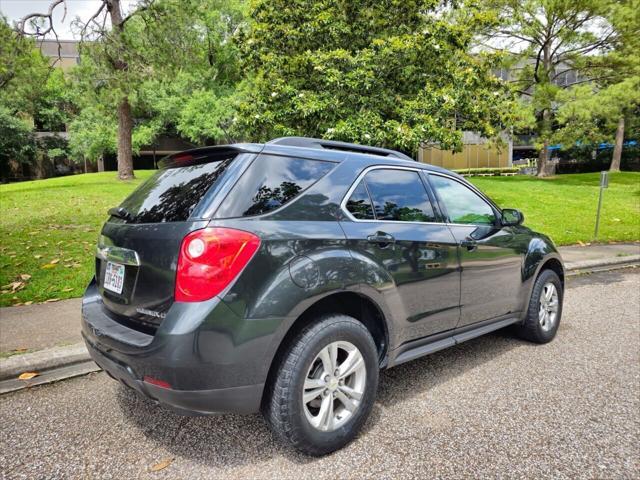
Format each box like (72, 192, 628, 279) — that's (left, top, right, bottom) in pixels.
(96, 244, 141, 266)
(339, 165, 494, 228)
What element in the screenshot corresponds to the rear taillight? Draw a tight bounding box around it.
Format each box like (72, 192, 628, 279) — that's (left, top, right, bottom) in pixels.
(175, 227, 261, 302)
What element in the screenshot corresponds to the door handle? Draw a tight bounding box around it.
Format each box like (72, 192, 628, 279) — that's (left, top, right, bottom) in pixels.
(460, 239, 478, 251)
(367, 232, 395, 246)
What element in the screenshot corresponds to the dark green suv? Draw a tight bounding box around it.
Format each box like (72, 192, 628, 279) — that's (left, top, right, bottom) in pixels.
(82, 137, 564, 455)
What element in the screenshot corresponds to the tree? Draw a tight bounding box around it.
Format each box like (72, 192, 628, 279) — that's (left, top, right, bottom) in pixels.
(16, 0, 246, 179)
(0, 16, 50, 114)
(16, 0, 164, 180)
(484, 0, 621, 176)
(0, 107, 36, 179)
(235, 0, 512, 155)
(553, 0, 640, 171)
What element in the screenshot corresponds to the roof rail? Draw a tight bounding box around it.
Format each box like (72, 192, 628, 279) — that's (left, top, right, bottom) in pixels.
(267, 136, 414, 161)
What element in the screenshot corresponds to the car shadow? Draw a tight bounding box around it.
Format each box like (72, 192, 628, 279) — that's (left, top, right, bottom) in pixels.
(115, 327, 536, 468)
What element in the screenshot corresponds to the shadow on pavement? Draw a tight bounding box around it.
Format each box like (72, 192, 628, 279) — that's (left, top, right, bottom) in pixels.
(115, 326, 531, 468)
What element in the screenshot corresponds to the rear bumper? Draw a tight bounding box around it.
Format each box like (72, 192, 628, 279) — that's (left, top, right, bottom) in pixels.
(84, 335, 263, 415)
(81, 279, 271, 415)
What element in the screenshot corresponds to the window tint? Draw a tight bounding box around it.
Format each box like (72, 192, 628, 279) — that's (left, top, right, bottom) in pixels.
(216, 155, 334, 217)
(345, 181, 374, 220)
(118, 158, 234, 223)
(430, 175, 496, 225)
(364, 169, 436, 222)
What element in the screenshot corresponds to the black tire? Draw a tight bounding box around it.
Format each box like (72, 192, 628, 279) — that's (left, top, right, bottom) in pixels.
(515, 269, 563, 343)
(262, 314, 379, 456)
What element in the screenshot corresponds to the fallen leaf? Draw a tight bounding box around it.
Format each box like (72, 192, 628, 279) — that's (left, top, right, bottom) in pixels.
(150, 458, 173, 472)
(41, 264, 57, 269)
(61, 287, 73, 292)
(577, 240, 586, 247)
(50, 258, 60, 264)
(20, 274, 31, 281)
(34, 255, 43, 259)
(24, 301, 33, 306)
(18, 372, 39, 380)
(45, 298, 61, 303)
(7, 281, 25, 292)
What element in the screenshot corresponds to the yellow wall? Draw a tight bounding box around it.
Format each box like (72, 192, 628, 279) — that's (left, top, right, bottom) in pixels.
(420, 144, 509, 169)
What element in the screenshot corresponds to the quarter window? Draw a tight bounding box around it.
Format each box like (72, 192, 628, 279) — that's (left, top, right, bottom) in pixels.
(430, 175, 496, 225)
(363, 169, 436, 222)
(345, 181, 375, 220)
(216, 155, 335, 217)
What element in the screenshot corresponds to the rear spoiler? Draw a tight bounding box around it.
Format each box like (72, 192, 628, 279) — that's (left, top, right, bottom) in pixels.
(159, 144, 262, 169)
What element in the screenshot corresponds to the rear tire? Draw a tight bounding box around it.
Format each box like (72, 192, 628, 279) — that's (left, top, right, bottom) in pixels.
(262, 314, 379, 456)
(515, 269, 563, 343)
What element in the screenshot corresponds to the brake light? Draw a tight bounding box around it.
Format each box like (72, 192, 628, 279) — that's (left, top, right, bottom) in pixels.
(175, 227, 261, 302)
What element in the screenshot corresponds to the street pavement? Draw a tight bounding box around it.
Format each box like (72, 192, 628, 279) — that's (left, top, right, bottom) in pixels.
(0, 269, 638, 479)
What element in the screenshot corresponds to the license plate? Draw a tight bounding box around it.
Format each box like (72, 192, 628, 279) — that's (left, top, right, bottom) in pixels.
(104, 261, 125, 294)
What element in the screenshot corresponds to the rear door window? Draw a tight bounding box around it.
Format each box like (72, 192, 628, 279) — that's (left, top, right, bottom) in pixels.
(117, 158, 233, 223)
(364, 169, 436, 222)
(216, 155, 335, 217)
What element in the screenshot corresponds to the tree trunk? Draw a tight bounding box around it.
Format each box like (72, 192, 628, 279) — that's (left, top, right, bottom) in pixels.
(117, 97, 134, 180)
(108, 0, 134, 180)
(537, 109, 551, 177)
(610, 116, 624, 172)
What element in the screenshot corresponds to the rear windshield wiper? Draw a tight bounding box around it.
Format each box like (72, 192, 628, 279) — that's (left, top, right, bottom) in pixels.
(108, 207, 133, 221)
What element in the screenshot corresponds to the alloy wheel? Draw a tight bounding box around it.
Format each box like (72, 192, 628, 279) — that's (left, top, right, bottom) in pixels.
(539, 282, 559, 332)
(302, 341, 367, 432)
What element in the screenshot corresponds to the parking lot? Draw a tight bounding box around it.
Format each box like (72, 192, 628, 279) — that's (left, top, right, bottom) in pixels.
(1, 268, 638, 479)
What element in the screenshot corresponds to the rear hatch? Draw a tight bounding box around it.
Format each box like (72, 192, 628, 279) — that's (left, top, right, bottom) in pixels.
(95, 148, 250, 333)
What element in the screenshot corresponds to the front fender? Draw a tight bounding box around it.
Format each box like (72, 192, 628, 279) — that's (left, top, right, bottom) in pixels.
(519, 234, 564, 317)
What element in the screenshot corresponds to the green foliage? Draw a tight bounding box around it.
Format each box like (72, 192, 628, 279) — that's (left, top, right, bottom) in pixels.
(552, 0, 640, 149)
(67, 107, 117, 162)
(0, 16, 50, 114)
(235, 0, 513, 154)
(453, 167, 521, 175)
(555, 77, 640, 146)
(0, 107, 35, 177)
(483, 0, 625, 163)
(67, 0, 246, 161)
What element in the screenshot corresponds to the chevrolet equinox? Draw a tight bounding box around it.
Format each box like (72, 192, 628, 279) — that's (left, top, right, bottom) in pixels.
(82, 137, 564, 455)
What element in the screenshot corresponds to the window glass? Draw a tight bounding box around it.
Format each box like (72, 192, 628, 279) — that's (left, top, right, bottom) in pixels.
(364, 169, 436, 222)
(216, 155, 334, 217)
(430, 175, 496, 225)
(118, 158, 234, 223)
(346, 181, 375, 220)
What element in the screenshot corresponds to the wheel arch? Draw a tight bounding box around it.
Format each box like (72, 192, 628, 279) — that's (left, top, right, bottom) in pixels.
(261, 291, 389, 406)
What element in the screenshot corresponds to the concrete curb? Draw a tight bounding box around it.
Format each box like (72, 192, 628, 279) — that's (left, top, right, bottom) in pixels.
(564, 254, 640, 273)
(0, 342, 91, 381)
(0, 255, 638, 389)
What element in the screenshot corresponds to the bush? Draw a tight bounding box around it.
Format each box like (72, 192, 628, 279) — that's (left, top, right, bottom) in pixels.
(453, 167, 522, 176)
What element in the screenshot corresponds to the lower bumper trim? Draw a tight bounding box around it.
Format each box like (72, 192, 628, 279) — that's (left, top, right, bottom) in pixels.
(84, 336, 263, 415)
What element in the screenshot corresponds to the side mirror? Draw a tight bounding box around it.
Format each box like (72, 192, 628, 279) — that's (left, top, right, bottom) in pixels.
(501, 208, 524, 226)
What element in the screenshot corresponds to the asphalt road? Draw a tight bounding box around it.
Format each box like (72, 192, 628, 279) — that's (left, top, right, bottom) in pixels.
(1, 269, 638, 479)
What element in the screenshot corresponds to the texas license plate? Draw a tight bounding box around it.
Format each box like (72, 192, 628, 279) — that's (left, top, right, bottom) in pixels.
(104, 261, 125, 294)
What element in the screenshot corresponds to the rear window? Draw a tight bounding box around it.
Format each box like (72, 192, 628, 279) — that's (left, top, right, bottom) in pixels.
(216, 155, 335, 218)
(116, 158, 233, 223)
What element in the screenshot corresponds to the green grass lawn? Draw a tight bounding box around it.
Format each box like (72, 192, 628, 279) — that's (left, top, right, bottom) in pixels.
(469, 172, 640, 245)
(0, 171, 154, 307)
(0, 170, 638, 307)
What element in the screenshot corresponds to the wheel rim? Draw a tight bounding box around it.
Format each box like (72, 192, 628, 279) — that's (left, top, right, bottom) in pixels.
(302, 341, 367, 432)
(539, 282, 559, 332)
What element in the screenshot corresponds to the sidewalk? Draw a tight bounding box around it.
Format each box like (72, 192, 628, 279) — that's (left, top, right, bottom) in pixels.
(1, 242, 638, 385)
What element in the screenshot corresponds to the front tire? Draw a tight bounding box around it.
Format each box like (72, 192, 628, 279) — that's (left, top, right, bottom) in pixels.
(515, 269, 563, 343)
(262, 314, 379, 456)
